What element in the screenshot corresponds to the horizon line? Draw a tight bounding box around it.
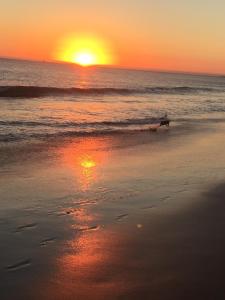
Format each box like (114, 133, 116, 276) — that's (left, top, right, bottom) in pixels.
(1, 55, 225, 78)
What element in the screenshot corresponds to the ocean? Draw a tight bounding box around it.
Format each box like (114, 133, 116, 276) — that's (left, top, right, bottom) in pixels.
(0, 57, 225, 143)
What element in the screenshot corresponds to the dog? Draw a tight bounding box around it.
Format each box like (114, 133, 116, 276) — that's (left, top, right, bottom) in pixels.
(149, 114, 170, 131)
(159, 118, 170, 127)
(159, 114, 170, 127)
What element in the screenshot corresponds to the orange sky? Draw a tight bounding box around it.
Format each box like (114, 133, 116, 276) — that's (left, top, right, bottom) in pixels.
(1, 1, 225, 74)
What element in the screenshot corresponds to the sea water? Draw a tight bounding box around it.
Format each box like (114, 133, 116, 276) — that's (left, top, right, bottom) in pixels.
(0, 57, 225, 142)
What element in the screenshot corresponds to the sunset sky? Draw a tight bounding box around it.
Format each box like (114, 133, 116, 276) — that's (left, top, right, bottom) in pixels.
(1, 0, 225, 74)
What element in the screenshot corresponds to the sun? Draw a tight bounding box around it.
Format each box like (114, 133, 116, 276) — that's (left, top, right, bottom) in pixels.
(54, 34, 115, 66)
(73, 52, 96, 66)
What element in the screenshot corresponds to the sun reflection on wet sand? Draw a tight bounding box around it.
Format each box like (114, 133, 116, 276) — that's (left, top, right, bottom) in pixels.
(31, 136, 135, 299)
(59, 137, 110, 191)
(35, 227, 128, 300)
(79, 155, 97, 191)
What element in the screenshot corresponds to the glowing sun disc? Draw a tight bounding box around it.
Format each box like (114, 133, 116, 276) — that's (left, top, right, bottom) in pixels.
(74, 52, 96, 66)
(54, 34, 115, 66)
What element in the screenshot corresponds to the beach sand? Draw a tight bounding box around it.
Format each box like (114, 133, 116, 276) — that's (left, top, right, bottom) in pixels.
(0, 120, 225, 300)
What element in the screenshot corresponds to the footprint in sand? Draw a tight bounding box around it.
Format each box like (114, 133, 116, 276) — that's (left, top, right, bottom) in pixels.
(174, 189, 188, 194)
(161, 196, 171, 202)
(141, 205, 156, 210)
(116, 214, 128, 221)
(40, 237, 57, 246)
(14, 223, 37, 233)
(56, 208, 81, 217)
(56, 211, 73, 217)
(76, 225, 100, 232)
(74, 199, 97, 206)
(6, 259, 31, 271)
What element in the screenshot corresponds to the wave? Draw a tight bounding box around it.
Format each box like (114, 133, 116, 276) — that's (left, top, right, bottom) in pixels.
(0, 86, 136, 98)
(2, 114, 225, 129)
(145, 86, 215, 94)
(0, 128, 154, 143)
(0, 117, 166, 142)
(0, 117, 163, 128)
(1, 117, 225, 143)
(0, 85, 221, 98)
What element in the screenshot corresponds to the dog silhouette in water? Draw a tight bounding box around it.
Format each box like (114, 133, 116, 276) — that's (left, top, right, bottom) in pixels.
(149, 113, 170, 131)
(159, 113, 170, 127)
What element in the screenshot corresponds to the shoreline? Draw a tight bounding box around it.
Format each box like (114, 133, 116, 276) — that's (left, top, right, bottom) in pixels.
(0, 118, 225, 299)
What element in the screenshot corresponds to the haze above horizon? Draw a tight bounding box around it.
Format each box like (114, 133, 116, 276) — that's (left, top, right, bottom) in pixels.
(1, 0, 225, 74)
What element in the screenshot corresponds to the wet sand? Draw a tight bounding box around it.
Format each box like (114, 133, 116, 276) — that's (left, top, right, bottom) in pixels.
(0, 121, 225, 300)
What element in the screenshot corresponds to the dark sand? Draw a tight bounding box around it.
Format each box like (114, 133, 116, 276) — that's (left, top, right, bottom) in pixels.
(0, 121, 225, 300)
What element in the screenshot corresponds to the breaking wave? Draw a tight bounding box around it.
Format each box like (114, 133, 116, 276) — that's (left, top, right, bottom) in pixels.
(0, 117, 163, 128)
(0, 85, 220, 98)
(1, 117, 225, 143)
(0, 116, 168, 142)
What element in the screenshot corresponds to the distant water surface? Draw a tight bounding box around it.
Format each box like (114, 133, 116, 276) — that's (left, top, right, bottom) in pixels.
(0, 58, 225, 142)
